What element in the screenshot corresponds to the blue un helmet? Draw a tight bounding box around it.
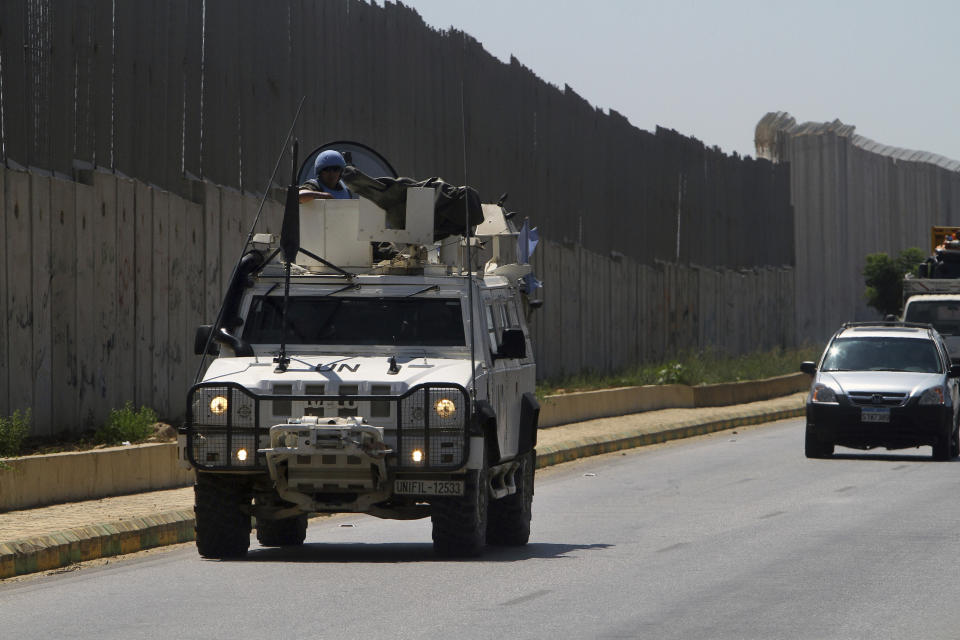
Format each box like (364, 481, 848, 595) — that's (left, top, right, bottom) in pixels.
(315, 150, 347, 175)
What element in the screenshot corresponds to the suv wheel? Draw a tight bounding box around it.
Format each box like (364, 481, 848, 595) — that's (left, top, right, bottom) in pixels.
(804, 426, 834, 459)
(194, 473, 252, 559)
(256, 514, 308, 547)
(932, 432, 952, 461)
(487, 449, 534, 546)
(431, 448, 489, 557)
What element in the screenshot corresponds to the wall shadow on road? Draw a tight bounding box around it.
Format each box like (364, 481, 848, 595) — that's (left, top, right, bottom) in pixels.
(238, 542, 613, 564)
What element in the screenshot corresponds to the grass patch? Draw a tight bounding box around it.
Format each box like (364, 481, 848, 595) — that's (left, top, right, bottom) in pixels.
(536, 346, 821, 397)
(94, 402, 159, 445)
(0, 409, 32, 459)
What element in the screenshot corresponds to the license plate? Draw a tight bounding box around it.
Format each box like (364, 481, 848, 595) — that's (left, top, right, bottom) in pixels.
(394, 480, 464, 496)
(861, 407, 890, 423)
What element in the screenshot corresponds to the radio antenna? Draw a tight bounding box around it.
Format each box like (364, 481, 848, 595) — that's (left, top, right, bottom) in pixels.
(460, 42, 476, 398)
(193, 96, 306, 383)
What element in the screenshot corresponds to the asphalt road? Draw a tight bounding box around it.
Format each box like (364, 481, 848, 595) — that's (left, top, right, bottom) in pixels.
(3, 416, 960, 640)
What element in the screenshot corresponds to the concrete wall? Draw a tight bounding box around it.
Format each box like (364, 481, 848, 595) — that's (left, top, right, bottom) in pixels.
(0, 1, 800, 435)
(0, 163, 794, 435)
(0, 0, 794, 268)
(756, 112, 960, 345)
(0, 165, 281, 435)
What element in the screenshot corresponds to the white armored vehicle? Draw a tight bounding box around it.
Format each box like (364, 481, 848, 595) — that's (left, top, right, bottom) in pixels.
(178, 143, 540, 558)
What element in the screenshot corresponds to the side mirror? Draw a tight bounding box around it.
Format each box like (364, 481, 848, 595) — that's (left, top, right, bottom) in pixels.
(194, 325, 219, 356)
(496, 329, 527, 360)
(950, 364, 960, 378)
(800, 361, 817, 375)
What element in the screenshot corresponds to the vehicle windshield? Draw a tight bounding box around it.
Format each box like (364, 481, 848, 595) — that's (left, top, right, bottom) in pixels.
(822, 337, 942, 373)
(242, 296, 466, 346)
(903, 301, 960, 336)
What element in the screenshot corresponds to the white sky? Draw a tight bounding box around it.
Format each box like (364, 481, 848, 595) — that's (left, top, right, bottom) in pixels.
(395, 0, 959, 160)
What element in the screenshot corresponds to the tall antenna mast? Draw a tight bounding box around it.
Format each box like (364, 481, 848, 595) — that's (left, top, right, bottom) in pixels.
(460, 52, 476, 398)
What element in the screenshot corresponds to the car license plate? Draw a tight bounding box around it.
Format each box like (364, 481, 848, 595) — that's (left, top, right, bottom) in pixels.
(861, 407, 890, 423)
(394, 480, 464, 496)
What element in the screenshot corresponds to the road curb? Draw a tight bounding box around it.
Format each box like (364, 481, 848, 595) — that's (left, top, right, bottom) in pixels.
(0, 509, 195, 579)
(535, 406, 804, 467)
(0, 405, 805, 580)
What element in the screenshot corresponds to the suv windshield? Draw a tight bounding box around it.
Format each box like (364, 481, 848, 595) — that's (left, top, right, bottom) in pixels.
(822, 336, 942, 373)
(242, 296, 466, 346)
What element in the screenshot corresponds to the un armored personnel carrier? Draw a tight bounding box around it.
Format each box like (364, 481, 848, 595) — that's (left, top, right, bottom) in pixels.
(178, 143, 540, 558)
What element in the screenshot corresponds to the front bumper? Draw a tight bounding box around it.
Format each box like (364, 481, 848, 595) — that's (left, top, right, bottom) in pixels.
(806, 400, 953, 450)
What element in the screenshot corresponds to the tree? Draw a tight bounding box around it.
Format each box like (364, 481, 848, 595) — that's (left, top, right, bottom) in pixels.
(863, 247, 926, 317)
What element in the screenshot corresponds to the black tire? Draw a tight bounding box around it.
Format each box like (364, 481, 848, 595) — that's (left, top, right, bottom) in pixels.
(487, 449, 534, 546)
(256, 514, 308, 547)
(805, 427, 833, 459)
(431, 452, 489, 557)
(933, 432, 951, 461)
(194, 473, 252, 559)
(951, 424, 960, 458)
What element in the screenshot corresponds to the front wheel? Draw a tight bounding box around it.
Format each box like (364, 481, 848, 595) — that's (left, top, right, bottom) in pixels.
(932, 431, 952, 461)
(194, 473, 252, 559)
(431, 451, 489, 557)
(256, 514, 308, 547)
(804, 427, 833, 459)
(487, 449, 534, 546)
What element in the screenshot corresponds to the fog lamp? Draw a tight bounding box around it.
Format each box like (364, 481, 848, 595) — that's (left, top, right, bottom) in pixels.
(411, 449, 424, 463)
(236, 448, 248, 462)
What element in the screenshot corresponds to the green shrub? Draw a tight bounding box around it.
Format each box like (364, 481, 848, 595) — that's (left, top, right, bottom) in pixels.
(656, 362, 690, 385)
(0, 409, 32, 458)
(863, 247, 926, 316)
(94, 402, 158, 445)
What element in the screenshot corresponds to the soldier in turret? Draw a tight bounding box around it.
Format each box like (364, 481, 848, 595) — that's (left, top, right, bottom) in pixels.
(298, 150, 352, 202)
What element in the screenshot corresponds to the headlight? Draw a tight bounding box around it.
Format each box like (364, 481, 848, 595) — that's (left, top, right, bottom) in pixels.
(210, 396, 228, 415)
(920, 386, 945, 406)
(434, 398, 456, 419)
(811, 384, 838, 404)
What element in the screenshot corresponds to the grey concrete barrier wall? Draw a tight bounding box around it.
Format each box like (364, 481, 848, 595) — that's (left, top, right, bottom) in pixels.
(756, 112, 960, 347)
(0, 0, 793, 269)
(0, 165, 282, 436)
(0, 163, 795, 435)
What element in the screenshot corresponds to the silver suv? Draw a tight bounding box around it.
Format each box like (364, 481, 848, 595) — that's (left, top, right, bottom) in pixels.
(801, 322, 960, 459)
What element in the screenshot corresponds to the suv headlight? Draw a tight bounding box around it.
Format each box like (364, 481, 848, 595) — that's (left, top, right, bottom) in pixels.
(919, 386, 945, 406)
(811, 384, 838, 404)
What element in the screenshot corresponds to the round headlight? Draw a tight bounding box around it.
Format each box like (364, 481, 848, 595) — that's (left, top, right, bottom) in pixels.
(411, 449, 424, 463)
(236, 448, 248, 462)
(434, 398, 456, 419)
(210, 395, 228, 415)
